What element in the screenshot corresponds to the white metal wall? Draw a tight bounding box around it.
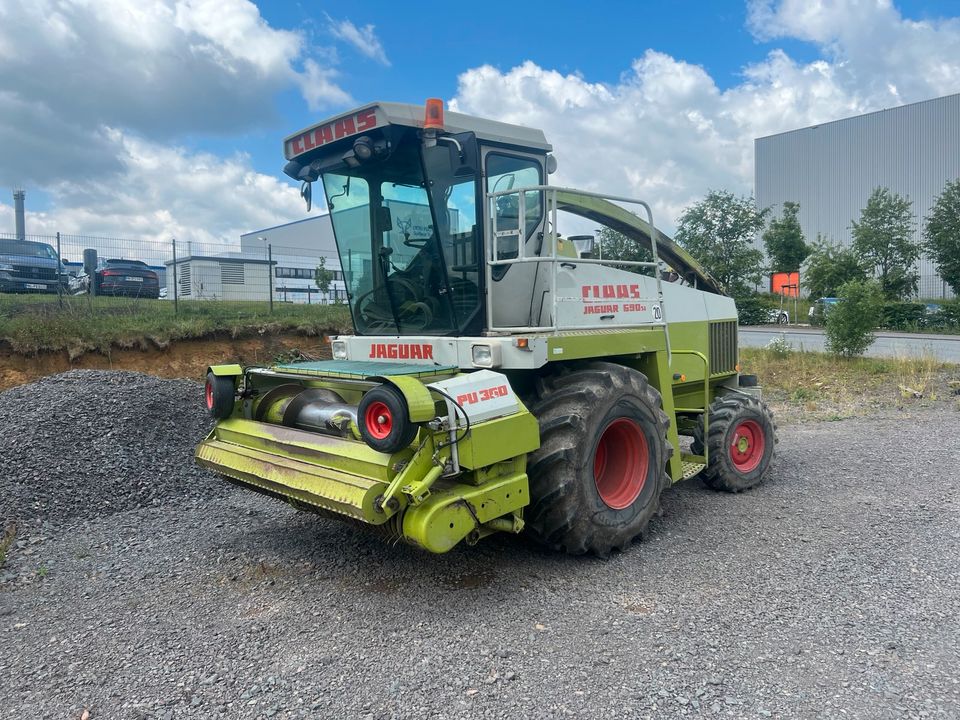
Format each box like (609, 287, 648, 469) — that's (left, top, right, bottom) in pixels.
(755, 93, 960, 298)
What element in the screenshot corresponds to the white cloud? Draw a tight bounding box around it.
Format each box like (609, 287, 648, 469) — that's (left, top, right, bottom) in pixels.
(451, 1, 960, 233)
(0, 0, 357, 243)
(0, 129, 304, 252)
(299, 59, 354, 111)
(0, 0, 350, 189)
(327, 15, 390, 66)
(747, 0, 960, 104)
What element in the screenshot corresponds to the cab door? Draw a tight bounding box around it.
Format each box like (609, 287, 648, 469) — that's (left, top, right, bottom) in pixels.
(482, 149, 548, 328)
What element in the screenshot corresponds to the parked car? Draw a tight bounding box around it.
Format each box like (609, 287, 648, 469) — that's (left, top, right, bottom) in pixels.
(767, 308, 789, 325)
(808, 297, 840, 325)
(83, 259, 161, 299)
(0, 238, 69, 294)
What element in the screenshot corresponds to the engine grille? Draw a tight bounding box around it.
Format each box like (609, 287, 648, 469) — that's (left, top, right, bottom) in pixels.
(11, 265, 57, 281)
(709, 320, 738, 375)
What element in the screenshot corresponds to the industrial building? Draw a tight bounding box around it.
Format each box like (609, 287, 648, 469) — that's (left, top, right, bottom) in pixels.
(755, 92, 960, 298)
(239, 216, 346, 304)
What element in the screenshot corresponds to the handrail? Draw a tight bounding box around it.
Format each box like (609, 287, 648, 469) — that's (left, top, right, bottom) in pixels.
(485, 185, 672, 362)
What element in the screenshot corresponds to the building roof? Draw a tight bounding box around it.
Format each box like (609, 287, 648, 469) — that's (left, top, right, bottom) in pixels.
(755, 92, 960, 142)
(164, 255, 274, 266)
(239, 213, 330, 239)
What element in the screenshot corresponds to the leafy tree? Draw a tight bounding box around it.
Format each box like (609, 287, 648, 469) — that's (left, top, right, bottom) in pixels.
(762, 201, 809, 272)
(595, 226, 653, 275)
(674, 190, 767, 297)
(924, 178, 960, 295)
(803, 236, 868, 299)
(824, 279, 883, 357)
(314, 256, 333, 303)
(851, 187, 919, 300)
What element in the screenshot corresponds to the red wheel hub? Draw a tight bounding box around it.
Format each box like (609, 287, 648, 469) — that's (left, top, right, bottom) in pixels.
(729, 419, 765, 472)
(204, 380, 214, 410)
(364, 401, 393, 440)
(593, 418, 649, 510)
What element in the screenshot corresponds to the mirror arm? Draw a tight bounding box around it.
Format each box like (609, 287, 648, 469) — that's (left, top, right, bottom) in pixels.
(436, 136, 463, 158)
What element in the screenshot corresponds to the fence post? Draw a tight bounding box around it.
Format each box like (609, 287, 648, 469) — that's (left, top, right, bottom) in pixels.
(171, 238, 179, 315)
(56, 231, 64, 309)
(268, 243, 274, 313)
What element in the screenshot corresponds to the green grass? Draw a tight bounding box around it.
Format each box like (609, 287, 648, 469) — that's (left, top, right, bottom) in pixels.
(0, 293, 353, 355)
(741, 346, 959, 421)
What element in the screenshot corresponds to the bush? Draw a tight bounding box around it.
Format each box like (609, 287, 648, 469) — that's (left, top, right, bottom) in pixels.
(881, 302, 927, 331)
(803, 239, 868, 299)
(734, 294, 770, 326)
(938, 299, 960, 329)
(825, 279, 884, 357)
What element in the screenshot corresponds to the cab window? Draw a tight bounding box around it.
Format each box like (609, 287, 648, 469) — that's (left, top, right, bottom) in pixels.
(486, 154, 543, 261)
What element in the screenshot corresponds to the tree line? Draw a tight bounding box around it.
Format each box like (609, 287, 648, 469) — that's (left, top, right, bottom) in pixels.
(670, 181, 960, 302)
(597, 180, 960, 355)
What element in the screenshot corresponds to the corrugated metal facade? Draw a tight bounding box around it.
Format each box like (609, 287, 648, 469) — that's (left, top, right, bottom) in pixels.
(755, 93, 960, 298)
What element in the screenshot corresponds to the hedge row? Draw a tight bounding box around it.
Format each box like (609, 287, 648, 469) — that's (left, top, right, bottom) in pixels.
(881, 300, 960, 331)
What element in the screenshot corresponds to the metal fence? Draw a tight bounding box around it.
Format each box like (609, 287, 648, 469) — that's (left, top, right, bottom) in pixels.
(0, 231, 953, 321)
(0, 232, 347, 314)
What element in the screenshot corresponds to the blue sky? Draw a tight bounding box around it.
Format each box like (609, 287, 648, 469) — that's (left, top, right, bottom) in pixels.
(1, 0, 959, 242)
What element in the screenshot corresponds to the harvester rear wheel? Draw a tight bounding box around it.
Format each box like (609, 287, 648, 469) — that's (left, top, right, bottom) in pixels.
(526, 362, 671, 556)
(692, 395, 777, 492)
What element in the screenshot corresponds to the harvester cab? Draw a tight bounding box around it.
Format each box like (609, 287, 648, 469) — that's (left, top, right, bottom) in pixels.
(196, 99, 777, 556)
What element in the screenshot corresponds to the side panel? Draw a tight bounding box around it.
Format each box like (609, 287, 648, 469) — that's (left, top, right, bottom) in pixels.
(630, 351, 684, 483)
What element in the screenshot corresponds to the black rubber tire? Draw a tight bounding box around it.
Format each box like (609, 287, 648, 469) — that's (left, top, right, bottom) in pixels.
(357, 384, 418, 453)
(692, 394, 777, 492)
(525, 362, 672, 556)
(205, 372, 236, 420)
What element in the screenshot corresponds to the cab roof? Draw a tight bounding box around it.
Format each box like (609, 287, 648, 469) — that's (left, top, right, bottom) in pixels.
(283, 101, 552, 161)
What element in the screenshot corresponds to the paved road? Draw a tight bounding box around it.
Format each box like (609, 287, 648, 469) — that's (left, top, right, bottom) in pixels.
(741, 325, 960, 363)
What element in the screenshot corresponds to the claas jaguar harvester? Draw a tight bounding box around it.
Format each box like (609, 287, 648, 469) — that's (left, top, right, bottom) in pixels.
(196, 99, 777, 555)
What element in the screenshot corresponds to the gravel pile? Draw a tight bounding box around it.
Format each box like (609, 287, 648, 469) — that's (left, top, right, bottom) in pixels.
(1, 374, 958, 718)
(0, 370, 221, 525)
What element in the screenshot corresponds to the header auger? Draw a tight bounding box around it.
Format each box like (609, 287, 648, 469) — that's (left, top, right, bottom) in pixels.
(195, 99, 777, 555)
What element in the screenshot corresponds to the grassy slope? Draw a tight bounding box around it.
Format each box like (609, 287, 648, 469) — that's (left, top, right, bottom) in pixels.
(0, 294, 353, 355)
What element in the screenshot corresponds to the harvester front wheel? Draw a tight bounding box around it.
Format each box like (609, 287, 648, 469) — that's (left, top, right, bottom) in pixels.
(205, 372, 236, 420)
(692, 395, 777, 492)
(358, 384, 419, 453)
(526, 362, 671, 556)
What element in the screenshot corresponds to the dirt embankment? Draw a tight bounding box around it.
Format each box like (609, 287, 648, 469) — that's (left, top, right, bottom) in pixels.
(0, 332, 332, 391)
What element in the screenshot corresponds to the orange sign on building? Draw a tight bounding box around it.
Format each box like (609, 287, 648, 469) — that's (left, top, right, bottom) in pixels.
(771, 271, 800, 297)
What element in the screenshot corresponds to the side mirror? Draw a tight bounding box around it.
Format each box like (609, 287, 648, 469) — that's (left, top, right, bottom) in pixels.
(300, 181, 312, 212)
(568, 235, 595, 259)
(376, 206, 393, 233)
(447, 131, 479, 177)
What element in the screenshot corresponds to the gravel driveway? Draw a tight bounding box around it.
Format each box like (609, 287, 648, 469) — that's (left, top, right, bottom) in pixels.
(1, 372, 958, 719)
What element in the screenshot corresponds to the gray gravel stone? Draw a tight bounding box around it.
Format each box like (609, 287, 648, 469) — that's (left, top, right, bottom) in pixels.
(0, 370, 221, 526)
(0, 373, 958, 719)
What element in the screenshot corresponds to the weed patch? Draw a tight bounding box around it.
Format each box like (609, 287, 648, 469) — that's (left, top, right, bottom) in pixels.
(740, 347, 957, 422)
(0, 522, 17, 569)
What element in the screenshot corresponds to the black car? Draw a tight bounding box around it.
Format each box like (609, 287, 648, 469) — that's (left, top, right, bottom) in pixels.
(0, 238, 69, 294)
(94, 259, 161, 299)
